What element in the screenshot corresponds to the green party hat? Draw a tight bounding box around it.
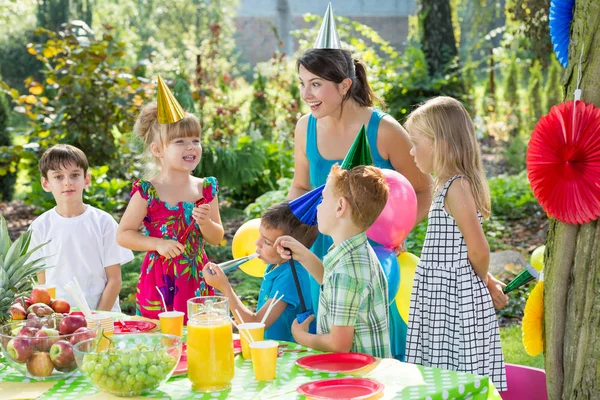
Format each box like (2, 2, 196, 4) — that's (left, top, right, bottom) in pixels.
(340, 125, 373, 169)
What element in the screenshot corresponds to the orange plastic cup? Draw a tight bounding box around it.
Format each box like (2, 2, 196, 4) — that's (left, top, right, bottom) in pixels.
(238, 322, 265, 359)
(250, 340, 278, 381)
(158, 311, 184, 337)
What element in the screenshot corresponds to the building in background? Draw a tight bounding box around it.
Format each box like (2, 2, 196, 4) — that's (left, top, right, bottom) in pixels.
(234, 0, 415, 65)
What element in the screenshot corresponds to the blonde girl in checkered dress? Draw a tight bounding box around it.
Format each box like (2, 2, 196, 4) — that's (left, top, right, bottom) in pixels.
(403, 97, 507, 391)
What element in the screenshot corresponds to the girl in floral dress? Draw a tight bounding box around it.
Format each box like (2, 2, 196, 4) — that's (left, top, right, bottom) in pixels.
(117, 95, 224, 323)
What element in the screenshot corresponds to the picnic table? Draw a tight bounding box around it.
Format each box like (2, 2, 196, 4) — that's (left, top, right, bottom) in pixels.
(0, 317, 502, 400)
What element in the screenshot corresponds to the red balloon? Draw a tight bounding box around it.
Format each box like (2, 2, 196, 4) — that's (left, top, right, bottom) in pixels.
(366, 169, 417, 248)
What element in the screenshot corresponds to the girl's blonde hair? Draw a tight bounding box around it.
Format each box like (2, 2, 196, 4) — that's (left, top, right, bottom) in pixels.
(406, 96, 491, 219)
(133, 102, 201, 179)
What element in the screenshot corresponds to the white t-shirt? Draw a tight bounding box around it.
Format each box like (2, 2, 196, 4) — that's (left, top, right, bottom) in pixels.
(28, 205, 134, 312)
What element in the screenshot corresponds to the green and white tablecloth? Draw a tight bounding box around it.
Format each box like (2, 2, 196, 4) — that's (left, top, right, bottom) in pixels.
(0, 342, 501, 400)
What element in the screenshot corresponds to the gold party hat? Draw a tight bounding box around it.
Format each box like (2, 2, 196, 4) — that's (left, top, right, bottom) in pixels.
(314, 2, 341, 49)
(157, 75, 186, 125)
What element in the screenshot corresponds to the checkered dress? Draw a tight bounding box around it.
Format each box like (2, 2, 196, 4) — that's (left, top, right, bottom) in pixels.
(406, 176, 507, 391)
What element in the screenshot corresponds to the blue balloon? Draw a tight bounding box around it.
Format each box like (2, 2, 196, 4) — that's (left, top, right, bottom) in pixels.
(373, 246, 400, 303)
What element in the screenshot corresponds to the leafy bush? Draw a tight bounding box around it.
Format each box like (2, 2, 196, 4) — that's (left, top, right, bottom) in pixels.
(3, 22, 152, 173)
(119, 252, 144, 315)
(244, 178, 291, 219)
(489, 171, 541, 220)
(0, 88, 16, 201)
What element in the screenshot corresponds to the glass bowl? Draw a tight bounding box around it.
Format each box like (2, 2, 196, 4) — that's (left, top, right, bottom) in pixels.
(73, 333, 182, 397)
(0, 314, 99, 380)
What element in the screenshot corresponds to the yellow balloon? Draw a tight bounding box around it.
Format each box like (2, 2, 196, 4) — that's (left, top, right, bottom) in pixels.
(395, 252, 419, 324)
(232, 218, 267, 277)
(530, 245, 545, 272)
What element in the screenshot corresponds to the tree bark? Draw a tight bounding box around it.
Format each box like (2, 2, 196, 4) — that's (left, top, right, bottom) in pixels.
(544, 1, 600, 398)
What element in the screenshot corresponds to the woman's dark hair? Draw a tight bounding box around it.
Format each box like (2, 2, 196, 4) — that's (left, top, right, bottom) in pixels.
(297, 48, 384, 109)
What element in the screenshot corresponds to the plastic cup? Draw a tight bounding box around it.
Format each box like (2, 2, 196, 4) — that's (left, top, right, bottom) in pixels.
(88, 314, 114, 351)
(250, 340, 278, 381)
(158, 311, 184, 337)
(238, 322, 265, 359)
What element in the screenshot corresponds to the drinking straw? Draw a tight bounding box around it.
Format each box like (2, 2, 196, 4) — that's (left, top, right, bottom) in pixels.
(155, 286, 168, 311)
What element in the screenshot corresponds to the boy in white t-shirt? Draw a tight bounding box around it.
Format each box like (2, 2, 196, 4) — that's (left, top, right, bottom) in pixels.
(29, 144, 134, 312)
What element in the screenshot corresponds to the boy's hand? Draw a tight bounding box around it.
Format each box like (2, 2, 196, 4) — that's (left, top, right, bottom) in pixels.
(292, 314, 315, 338)
(156, 239, 185, 259)
(202, 262, 230, 292)
(192, 204, 211, 226)
(274, 235, 309, 263)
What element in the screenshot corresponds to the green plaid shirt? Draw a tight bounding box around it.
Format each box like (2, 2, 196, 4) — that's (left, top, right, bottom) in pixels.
(318, 232, 391, 358)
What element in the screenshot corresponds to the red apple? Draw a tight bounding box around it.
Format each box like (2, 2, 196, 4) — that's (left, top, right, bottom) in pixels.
(7, 336, 34, 362)
(9, 304, 27, 320)
(18, 326, 39, 337)
(34, 328, 60, 351)
(13, 296, 32, 310)
(50, 299, 70, 314)
(59, 315, 87, 335)
(30, 288, 52, 306)
(49, 340, 76, 371)
(26, 351, 54, 377)
(70, 327, 97, 345)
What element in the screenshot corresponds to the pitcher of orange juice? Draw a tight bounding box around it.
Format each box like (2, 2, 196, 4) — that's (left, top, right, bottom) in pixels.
(187, 296, 234, 392)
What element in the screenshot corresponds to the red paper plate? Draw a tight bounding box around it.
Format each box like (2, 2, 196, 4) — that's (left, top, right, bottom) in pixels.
(113, 320, 157, 334)
(173, 340, 242, 376)
(297, 377, 384, 400)
(296, 353, 376, 373)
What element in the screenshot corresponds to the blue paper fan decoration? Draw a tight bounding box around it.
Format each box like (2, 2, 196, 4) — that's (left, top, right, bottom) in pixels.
(549, 0, 575, 68)
(289, 185, 324, 225)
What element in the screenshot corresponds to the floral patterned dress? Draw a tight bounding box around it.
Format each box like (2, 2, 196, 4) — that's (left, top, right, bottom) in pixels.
(131, 177, 218, 323)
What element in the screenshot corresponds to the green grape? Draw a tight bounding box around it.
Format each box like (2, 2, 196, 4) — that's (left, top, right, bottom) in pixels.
(94, 363, 104, 374)
(138, 354, 148, 366)
(113, 362, 122, 371)
(125, 374, 136, 387)
(100, 356, 110, 368)
(128, 356, 139, 367)
(135, 372, 146, 383)
(133, 381, 144, 392)
(102, 377, 112, 390)
(92, 371, 102, 383)
(83, 354, 94, 364)
(129, 366, 139, 375)
(107, 365, 117, 377)
(147, 365, 159, 377)
(85, 360, 97, 373)
(120, 354, 130, 366)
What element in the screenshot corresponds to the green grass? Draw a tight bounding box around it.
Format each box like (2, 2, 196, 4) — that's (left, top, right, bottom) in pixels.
(500, 324, 544, 369)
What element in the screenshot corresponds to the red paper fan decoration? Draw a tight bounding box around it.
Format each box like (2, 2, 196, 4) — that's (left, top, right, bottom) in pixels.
(527, 100, 600, 224)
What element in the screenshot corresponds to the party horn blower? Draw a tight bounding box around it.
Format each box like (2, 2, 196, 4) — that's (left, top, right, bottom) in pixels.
(503, 264, 540, 294)
(287, 249, 316, 334)
(219, 254, 259, 273)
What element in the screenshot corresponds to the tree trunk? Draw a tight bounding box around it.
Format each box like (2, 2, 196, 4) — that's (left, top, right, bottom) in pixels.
(544, 1, 600, 399)
(417, 0, 458, 76)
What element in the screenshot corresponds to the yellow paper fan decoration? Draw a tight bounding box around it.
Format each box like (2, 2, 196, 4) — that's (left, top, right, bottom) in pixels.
(157, 75, 185, 124)
(522, 280, 544, 356)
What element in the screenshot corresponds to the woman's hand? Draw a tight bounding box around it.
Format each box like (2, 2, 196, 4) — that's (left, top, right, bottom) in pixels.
(156, 239, 185, 259)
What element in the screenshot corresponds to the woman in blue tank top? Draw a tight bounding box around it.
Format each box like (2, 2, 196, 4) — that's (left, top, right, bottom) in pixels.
(287, 48, 508, 360)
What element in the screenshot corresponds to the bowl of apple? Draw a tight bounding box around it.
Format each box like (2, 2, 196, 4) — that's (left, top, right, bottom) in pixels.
(0, 314, 99, 380)
(73, 333, 182, 396)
